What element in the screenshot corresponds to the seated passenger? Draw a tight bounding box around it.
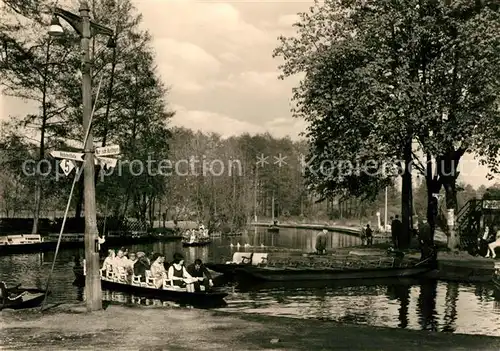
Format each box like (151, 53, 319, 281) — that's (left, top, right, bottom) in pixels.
(150, 253, 167, 288)
(113, 249, 129, 270)
(186, 259, 214, 291)
(167, 253, 193, 289)
(133, 252, 150, 281)
(124, 252, 137, 275)
(102, 249, 115, 272)
(128, 252, 137, 265)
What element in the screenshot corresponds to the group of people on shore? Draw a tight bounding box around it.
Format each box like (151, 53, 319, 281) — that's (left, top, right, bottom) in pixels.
(101, 248, 214, 291)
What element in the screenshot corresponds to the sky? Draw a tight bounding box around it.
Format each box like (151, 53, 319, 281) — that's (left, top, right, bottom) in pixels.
(0, 0, 498, 187)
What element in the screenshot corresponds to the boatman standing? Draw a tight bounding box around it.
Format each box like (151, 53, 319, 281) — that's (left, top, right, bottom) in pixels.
(316, 228, 328, 255)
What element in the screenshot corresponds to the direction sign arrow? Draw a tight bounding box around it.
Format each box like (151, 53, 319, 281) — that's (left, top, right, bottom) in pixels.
(60, 159, 75, 176)
(50, 150, 84, 161)
(96, 156, 118, 169)
(95, 144, 120, 157)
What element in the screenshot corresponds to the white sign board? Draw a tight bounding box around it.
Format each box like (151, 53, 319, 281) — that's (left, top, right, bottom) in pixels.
(96, 156, 117, 169)
(60, 159, 75, 176)
(447, 209, 454, 228)
(95, 145, 120, 157)
(51, 150, 84, 161)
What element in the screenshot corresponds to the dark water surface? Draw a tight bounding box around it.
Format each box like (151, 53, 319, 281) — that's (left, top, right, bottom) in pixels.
(1, 227, 500, 337)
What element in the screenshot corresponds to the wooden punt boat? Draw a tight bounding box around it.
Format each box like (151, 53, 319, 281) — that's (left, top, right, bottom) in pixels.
(73, 268, 227, 307)
(0, 233, 182, 256)
(233, 256, 436, 282)
(0, 282, 49, 310)
(0, 234, 82, 255)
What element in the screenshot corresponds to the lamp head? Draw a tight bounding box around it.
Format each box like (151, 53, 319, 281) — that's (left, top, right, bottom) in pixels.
(48, 16, 64, 37)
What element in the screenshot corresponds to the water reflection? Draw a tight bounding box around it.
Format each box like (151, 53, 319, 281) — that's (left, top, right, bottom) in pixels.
(417, 280, 438, 331)
(387, 284, 410, 328)
(1, 227, 500, 336)
(442, 282, 459, 332)
(223, 279, 500, 336)
(92, 290, 226, 309)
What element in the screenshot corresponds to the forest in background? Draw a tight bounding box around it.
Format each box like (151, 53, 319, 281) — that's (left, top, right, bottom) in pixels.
(1, 125, 496, 229)
(1, 1, 500, 235)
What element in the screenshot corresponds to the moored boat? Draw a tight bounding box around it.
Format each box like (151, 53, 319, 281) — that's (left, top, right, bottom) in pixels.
(234, 262, 434, 282)
(0, 234, 83, 255)
(208, 251, 436, 283)
(0, 282, 49, 310)
(73, 267, 227, 307)
(267, 225, 279, 233)
(0, 231, 182, 256)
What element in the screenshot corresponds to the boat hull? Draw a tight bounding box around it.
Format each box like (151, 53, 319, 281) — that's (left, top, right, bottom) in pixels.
(0, 288, 48, 310)
(181, 240, 212, 247)
(73, 270, 227, 307)
(234, 265, 434, 282)
(0, 241, 82, 255)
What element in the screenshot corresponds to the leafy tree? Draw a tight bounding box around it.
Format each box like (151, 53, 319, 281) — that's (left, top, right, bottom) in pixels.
(274, 0, 500, 249)
(0, 4, 77, 232)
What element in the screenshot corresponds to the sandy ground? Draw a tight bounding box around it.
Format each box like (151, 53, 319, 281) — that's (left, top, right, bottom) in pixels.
(1, 303, 500, 350)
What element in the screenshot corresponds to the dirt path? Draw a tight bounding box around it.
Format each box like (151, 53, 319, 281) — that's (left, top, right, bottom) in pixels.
(1, 304, 500, 350)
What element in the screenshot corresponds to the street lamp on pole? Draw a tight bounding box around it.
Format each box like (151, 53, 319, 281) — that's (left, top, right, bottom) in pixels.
(49, 1, 114, 312)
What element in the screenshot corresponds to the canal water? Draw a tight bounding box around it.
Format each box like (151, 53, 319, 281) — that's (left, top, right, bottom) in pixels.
(1, 227, 500, 337)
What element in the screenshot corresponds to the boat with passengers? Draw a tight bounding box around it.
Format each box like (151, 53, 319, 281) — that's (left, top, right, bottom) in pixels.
(73, 263, 227, 307)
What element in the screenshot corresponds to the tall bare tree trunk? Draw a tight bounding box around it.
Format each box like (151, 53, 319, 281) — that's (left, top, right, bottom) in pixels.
(32, 40, 52, 234)
(400, 137, 412, 250)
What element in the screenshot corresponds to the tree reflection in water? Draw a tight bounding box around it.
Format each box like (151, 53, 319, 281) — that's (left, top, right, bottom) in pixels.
(387, 283, 411, 329)
(417, 280, 438, 331)
(442, 282, 459, 332)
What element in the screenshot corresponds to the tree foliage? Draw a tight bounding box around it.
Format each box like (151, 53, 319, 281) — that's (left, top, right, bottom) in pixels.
(274, 0, 500, 223)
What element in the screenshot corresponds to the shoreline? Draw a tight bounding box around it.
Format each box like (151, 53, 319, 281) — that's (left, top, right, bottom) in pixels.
(1, 304, 500, 350)
(252, 221, 362, 236)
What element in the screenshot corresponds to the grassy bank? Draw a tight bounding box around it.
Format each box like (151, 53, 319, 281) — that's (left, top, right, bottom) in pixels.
(1, 304, 499, 350)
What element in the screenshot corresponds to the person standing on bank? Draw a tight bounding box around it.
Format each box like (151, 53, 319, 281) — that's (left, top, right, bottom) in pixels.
(391, 215, 402, 249)
(365, 224, 373, 245)
(315, 228, 328, 254)
(418, 218, 434, 261)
